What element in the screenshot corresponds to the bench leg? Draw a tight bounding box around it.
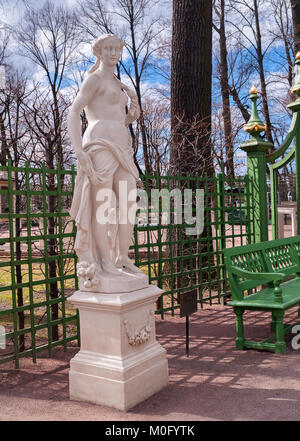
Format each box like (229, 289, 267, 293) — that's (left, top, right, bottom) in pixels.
(234, 307, 245, 350)
(274, 310, 286, 355)
(271, 312, 276, 333)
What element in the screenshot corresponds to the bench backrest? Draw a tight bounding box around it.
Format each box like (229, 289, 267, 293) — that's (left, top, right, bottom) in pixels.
(223, 236, 300, 300)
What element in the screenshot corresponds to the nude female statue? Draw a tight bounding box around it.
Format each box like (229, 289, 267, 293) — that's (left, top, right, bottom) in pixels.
(68, 34, 143, 290)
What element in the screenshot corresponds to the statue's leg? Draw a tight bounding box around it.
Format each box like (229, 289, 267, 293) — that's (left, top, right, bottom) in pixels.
(90, 175, 121, 276)
(113, 167, 141, 273)
(90, 149, 122, 276)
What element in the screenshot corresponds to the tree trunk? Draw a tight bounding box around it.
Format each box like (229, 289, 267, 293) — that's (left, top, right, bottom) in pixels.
(15, 171, 25, 352)
(254, 0, 274, 146)
(219, 0, 234, 177)
(229, 86, 250, 123)
(291, 0, 300, 52)
(171, 0, 213, 176)
(279, 0, 293, 88)
(128, 5, 151, 175)
(46, 146, 59, 342)
(0, 113, 8, 166)
(170, 0, 213, 300)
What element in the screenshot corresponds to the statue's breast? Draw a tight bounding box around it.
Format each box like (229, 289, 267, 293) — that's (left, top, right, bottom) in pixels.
(103, 87, 128, 106)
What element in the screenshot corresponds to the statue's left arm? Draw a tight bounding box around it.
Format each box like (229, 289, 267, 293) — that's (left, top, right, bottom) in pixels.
(117, 80, 140, 125)
(125, 90, 140, 126)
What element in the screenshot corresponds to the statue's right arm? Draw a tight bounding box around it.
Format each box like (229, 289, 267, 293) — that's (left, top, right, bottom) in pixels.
(67, 74, 99, 163)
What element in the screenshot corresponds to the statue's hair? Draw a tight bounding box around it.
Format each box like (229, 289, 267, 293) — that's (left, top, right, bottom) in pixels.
(88, 34, 124, 74)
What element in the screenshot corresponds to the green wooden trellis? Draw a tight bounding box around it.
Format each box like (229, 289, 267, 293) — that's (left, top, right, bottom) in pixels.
(130, 170, 255, 319)
(239, 54, 300, 243)
(269, 131, 299, 239)
(0, 161, 255, 367)
(0, 161, 79, 368)
(267, 65, 300, 240)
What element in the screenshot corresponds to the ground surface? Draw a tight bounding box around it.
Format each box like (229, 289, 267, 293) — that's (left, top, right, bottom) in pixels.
(1, 304, 300, 421)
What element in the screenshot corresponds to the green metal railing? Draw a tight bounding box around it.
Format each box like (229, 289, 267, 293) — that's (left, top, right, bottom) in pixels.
(0, 161, 255, 366)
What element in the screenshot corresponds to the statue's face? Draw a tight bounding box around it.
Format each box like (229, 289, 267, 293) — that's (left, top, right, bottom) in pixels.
(100, 38, 123, 66)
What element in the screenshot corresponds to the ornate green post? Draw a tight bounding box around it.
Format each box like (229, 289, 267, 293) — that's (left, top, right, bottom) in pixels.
(240, 86, 273, 243)
(288, 52, 300, 236)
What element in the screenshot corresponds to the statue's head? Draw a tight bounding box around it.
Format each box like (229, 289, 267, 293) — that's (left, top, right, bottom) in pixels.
(89, 34, 124, 74)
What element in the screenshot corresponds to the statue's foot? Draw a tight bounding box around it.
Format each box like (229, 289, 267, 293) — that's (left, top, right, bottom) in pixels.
(101, 258, 122, 276)
(116, 256, 142, 274)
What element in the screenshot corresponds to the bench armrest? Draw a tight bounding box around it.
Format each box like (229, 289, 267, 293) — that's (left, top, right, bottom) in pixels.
(231, 265, 286, 282)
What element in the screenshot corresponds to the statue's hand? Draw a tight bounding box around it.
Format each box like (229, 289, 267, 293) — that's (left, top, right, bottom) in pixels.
(116, 78, 140, 123)
(128, 99, 140, 120)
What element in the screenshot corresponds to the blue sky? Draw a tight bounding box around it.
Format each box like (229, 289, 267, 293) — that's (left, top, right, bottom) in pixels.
(1, 0, 297, 175)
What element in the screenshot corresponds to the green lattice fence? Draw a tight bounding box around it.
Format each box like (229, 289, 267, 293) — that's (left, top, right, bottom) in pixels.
(0, 161, 79, 368)
(0, 162, 255, 366)
(131, 171, 255, 318)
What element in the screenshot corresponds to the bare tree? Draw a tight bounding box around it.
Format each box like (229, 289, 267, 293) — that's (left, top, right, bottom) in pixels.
(213, 0, 235, 177)
(226, 44, 252, 123)
(0, 25, 11, 165)
(270, 0, 294, 88)
(0, 26, 9, 66)
(291, 0, 300, 51)
(17, 0, 80, 167)
(227, 0, 276, 145)
(16, 0, 80, 341)
(0, 67, 35, 351)
(141, 97, 170, 175)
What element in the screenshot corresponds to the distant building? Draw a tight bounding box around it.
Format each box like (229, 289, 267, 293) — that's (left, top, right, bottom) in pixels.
(0, 171, 15, 218)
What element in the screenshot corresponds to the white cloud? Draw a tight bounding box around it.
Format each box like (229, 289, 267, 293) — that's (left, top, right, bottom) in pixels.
(1, 0, 77, 25)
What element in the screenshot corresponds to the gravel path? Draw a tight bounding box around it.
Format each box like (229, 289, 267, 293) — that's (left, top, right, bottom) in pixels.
(1, 304, 300, 421)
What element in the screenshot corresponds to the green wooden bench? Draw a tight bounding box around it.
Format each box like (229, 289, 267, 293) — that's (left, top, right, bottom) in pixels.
(223, 235, 300, 354)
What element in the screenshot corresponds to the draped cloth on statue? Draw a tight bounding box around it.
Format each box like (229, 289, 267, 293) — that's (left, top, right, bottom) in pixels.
(70, 137, 139, 266)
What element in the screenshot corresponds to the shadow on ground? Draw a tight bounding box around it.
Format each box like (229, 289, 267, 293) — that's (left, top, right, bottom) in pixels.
(1, 305, 300, 421)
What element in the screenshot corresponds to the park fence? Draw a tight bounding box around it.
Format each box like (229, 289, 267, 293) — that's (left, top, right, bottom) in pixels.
(0, 161, 255, 367)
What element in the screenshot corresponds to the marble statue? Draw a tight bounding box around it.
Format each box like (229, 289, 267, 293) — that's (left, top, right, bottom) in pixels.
(67, 34, 147, 292)
(67, 36, 168, 411)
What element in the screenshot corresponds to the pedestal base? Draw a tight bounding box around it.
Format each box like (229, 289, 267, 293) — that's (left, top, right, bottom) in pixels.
(67, 286, 168, 411)
(78, 263, 149, 293)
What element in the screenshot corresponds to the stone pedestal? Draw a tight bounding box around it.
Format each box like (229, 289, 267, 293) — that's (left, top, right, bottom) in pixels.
(67, 285, 168, 411)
